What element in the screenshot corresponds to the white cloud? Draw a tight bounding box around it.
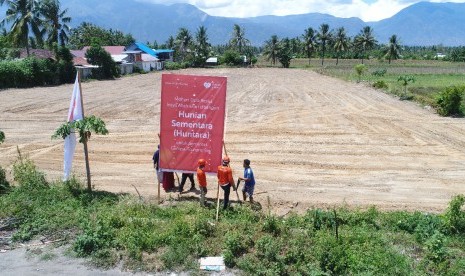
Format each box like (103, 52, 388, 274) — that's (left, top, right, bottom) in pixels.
(136, 0, 465, 21)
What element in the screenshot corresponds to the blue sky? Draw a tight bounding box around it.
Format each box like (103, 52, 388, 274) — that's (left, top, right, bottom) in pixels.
(138, 0, 465, 21)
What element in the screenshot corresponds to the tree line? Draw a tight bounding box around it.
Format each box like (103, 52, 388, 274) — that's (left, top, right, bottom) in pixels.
(2, 0, 465, 87)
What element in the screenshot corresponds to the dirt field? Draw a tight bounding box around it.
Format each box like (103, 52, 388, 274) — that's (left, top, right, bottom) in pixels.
(1, 68, 465, 215)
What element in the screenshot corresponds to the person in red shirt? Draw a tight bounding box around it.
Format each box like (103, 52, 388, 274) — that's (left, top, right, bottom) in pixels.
(197, 159, 208, 206)
(217, 156, 236, 210)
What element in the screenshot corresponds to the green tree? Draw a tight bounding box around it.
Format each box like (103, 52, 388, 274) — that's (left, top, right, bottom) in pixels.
(302, 27, 317, 65)
(52, 115, 108, 190)
(85, 43, 119, 79)
(354, 26, 377, 64)
(193, 25, 210, 67)
(263, 34, 280, 66)
(0, 0, 43, 55)
(229, 24, 250, 54)
(277, 37, 293, 68)
(354, 64, 367, 83)
(317, 23, 332, 66)
(165, 35, 175, 49)
(397, 75, 415, 97)
(0, 130, 4, 144)
(68, 22, 134, 49)
(333, 27, 349, 65)
(384, 34, 401, 64)
(175, 27, 192, 62)
(39, 0, 70, 48)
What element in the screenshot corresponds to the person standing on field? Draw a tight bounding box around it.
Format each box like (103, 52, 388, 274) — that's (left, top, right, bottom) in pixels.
(197, 159, 208, 206)
(152, 145, 163, 184)
(239, 159, 255, 203)
(179, 172, 195, 193)
(217, 156, 236, 210)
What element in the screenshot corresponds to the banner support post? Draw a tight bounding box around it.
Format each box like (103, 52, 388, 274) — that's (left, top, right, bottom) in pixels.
(77, 69, 92, 191)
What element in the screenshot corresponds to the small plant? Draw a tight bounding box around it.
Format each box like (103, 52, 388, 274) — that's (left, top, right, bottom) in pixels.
(0, 130, 4, 144)
(443, 194, 465, 234)
(397, 75, 415, 99)
(354, 64, 367, 83)
(13, 149, 47, 190)
(372, 68, 387, 77)
(436, 86, 464, 117)
(52, 115, 108, 143)
(373, 80, 388, 89)
(0, 166, 10, 194)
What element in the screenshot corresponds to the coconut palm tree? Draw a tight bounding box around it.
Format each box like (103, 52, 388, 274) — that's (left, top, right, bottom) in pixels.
(263, 34, 280, 66)
(194, 25, 210, 67)
(354, 26, 377, 64)
(175, 27, 192, 62)
(316, 23, 332, 66)
(333, 27, 349, 65)
(384, 34, 401, 64)
(165, 35, 175, 49)
(0, 0, 43, 56)
(302, 27, 317, 65)
(39, 0, 71, 47)
(229, 24, 249, 54)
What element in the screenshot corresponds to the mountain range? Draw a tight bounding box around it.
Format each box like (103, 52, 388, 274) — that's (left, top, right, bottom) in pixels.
(2, 1, 465, 46)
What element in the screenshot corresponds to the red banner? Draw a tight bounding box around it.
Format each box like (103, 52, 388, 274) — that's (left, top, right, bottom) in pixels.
(159, 74, 227, 173)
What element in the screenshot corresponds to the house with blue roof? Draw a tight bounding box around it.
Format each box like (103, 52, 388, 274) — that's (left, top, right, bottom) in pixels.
(124, 42, 174, 72)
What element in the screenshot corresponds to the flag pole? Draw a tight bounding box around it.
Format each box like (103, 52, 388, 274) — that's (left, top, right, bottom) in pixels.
(77, 69, 92, 191)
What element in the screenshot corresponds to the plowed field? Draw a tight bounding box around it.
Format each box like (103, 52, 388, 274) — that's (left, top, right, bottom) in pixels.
(1, 68, 465, 214)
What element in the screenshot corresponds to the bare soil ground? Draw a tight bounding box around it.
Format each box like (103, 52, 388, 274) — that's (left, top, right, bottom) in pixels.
(1, 68, 465, 215)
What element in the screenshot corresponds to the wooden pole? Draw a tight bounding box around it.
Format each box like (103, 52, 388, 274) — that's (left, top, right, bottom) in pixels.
(77, 69, 92, 191)
(216, 185, 221, 221)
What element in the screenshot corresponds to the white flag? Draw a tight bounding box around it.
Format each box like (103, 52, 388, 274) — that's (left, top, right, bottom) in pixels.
(63, 73, 84, 181)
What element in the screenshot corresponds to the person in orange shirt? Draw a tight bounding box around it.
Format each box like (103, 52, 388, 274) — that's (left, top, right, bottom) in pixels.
(197, 159, 208, 206)
(217, 156, 236, 210)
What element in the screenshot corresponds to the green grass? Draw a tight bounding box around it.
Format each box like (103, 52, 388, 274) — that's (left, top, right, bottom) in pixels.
(1, 157, 465, 274)
(257, 58, 465, 113)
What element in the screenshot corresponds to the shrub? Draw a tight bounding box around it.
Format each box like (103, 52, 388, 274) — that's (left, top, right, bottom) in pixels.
(354, 64, 367, 83)
(436, 86, 464, 117)
(13, 154, 47, 190)
(372, 68, 387, 77)
(164, 61, 188, 70)
(0, 166, 10, 194)
(0, 130, 4, 144)
(220, 50, 243, 66)
(443, 194, 465, 234)
(373, 80, 388, 89)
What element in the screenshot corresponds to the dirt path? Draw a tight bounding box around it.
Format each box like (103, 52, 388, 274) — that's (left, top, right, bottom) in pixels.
(1, 68, 465, 215)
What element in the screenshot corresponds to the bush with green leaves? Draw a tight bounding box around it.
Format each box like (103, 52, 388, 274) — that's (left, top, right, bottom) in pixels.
(164, 61, 189, 70)
(0, 166, 10, 195)
(85, 44, 120, 80)
(373, 80, 388, 89)
(220, 50, 243, 66)
(354, 64, 367, 83)
(436, 86, 464, 117)
(0, 130, 4, 144)
(443, 194, 465, 234)
(372, 68, 387, 77)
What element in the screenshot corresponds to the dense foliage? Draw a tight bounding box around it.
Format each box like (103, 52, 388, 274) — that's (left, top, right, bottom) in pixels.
(85, 44, 119, 80)
(68, 22, 135, 50)
(52, 115, 109, 143)
(0, 158, 464, 274)
(436, 86, 465, 117)
(0, 45, 74, 89)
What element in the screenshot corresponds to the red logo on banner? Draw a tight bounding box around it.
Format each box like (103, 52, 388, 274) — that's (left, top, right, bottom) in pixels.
(159, 74, 227, 173)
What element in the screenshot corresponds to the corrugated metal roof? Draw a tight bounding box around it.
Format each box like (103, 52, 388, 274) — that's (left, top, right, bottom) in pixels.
(134, 42, 158, 58)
